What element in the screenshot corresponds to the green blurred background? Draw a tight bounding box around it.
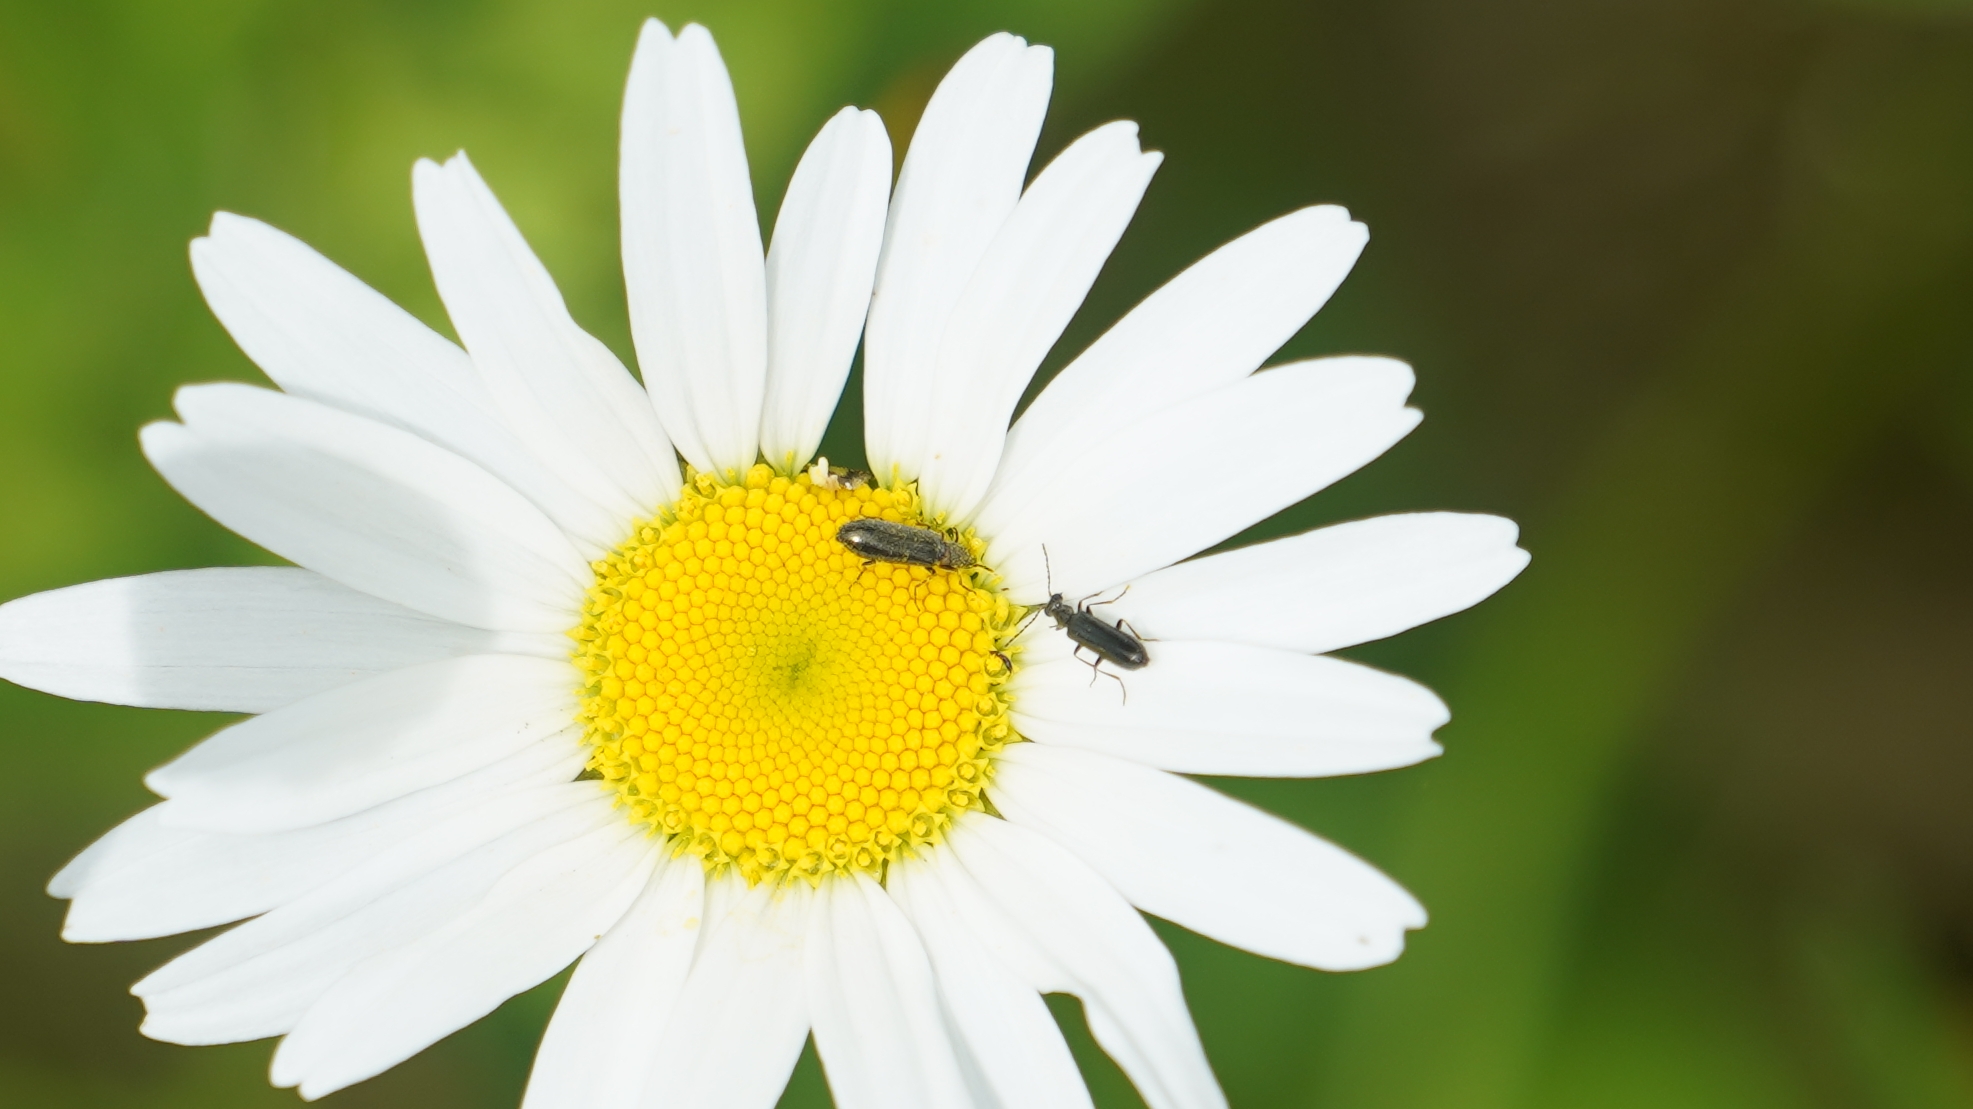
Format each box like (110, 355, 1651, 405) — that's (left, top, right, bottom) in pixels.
(4, 0, 1973, 1106)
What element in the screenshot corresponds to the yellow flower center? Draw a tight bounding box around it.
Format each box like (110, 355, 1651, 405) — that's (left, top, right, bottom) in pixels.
(572, 463, 1020, 884)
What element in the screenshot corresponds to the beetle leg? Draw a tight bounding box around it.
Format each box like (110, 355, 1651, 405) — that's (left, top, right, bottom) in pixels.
(1081, 580, 1128, 611)
(1074, 644, 1102, 685)
(1075, 647, 1126, 704)
(1095, 663, 1128, 705)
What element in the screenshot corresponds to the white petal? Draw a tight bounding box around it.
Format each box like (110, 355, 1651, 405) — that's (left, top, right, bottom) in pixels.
(888, 857, 1094, 1109)
(697, 866, 749, 957)
(134, 784, 609, 1046)
(54, 807, 296, 943)
(0, 567, 548, 714)
(887, 848, 1064, 996)
(978, 206, 1367, 537)
(864, 33, 1052, 483)
(144, 383, 589, 634)
(46, 807, 157, 902)
(523, 852, 707, 1109)
(54, 739, 581, 943)
(759, 106, 891, 472)
(191, 214, 624, 553)
(271, 823, 656, 1099)
(937, 818, 1226, 1109)
(992, 744, 1425, 971)
(147, 654, 578, 834)
(806, 873, 971, 1109)
(414, 153, 679, 519)
(987, 356, 1421, 602)
(1105, 512, 1529, 654)
(908, 122, 1162, 521)
(621, 20, 767, 476)
(1011, 639, 1446, 778)
(639, 879, 812, 1109)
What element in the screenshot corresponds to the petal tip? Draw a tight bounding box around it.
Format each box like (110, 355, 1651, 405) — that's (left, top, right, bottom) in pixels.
(46, 851, 87, 897)
(137, 418, 187, 454)
(979, 30, 1028, 52)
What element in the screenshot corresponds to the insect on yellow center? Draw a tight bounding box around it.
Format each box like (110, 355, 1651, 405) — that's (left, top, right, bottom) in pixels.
(572, 463, 1021, 884)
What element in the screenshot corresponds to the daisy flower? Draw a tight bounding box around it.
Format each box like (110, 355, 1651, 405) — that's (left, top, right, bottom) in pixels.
(0, 20, 1528, 1109)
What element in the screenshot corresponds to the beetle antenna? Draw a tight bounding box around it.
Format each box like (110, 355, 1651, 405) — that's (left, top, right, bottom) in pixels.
(1012, 603, 1043, 639)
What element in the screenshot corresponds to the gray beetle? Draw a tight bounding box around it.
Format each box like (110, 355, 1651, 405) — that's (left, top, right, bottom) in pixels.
(835, 519, 976, 573)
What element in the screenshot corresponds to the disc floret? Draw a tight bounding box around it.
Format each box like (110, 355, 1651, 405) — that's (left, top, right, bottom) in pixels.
(572, 463, 1020, 884)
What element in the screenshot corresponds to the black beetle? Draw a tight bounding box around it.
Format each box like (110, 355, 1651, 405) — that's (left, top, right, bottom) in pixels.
(1043, 591, 1150, 673)
(1025, 547, 1150, 699)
